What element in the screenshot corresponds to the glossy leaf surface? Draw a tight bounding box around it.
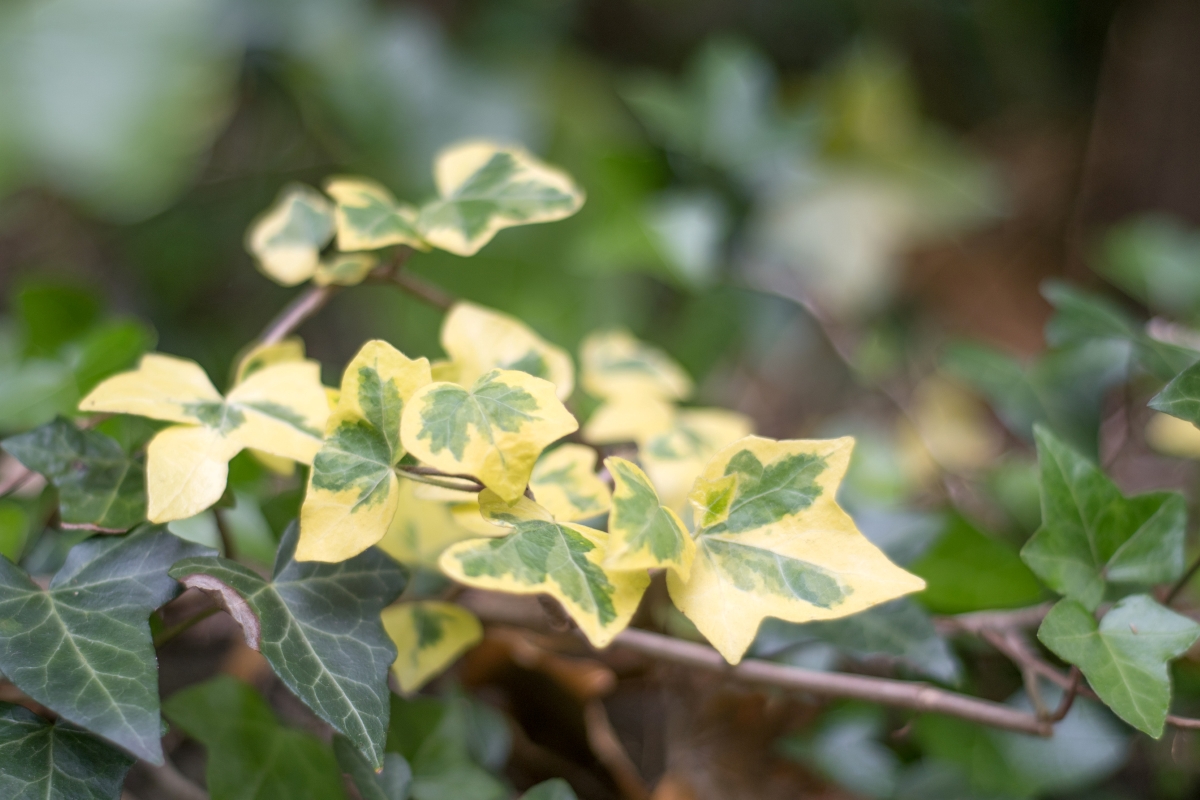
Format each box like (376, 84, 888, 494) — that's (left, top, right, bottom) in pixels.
(0, 703, 134, 800)
(0, 526, 212, 762)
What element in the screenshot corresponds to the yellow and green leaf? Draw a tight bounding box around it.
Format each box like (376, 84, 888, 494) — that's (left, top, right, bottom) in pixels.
(314, 252, 379, 287)
(604, 457, 692, 579)
(325, 177, 426, 252)
(415, 141, 585, 256)
(640, 409, 754, 515)
(667, 436, 926, 664)
(582, 396, 675, 446)
(400, 369, 578, 503)
(441, 302, 575, 400)
(381, 601, 483, 693)
(80, 353, 330, 522)
(232, 338, 309, 476)
(297, 341, 432, 562)
(580, 329, 692, 401)
(245, 183, 336, 286)
(530, 444, 611, 522)
(439, 492, 649, 647)
(378, 479, 480, 567)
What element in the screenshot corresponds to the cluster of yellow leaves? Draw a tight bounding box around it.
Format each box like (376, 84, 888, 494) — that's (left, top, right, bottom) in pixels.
(246, 141, 586, 287)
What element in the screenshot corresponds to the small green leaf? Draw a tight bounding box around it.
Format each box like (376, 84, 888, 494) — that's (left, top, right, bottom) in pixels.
(169, 524, 407, 767)
(334, 734, 412, 800)
(1021, 426, 1186, 610)
(401, 369, 578, 503)
(416, 141, 585, 256)
(0, 702, 134, 800)
(3, 417, 145, 531)
(0, 526, 213, 762)
(245, 183, 336, 286)
(164, 676, 348, 800)
(1038, 595, 1200, 737)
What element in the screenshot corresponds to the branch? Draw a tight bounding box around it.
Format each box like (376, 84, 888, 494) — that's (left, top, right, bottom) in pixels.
(1167, 553, 1200, 604)
(375, 268, 456, 311)
(258, 284, 341, 345)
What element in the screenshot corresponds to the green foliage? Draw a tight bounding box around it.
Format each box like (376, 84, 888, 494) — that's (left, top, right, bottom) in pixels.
(2, 417, 146, 531)
(0, 526, 210, 763)
(1038, 595, 1200, 737)
(1021, 426, 1186, 610)
(334, 734, 413, 800)
(0, 702, 134, 800)
(164, 676, 349, 800)
(168, 525, 407, 767)
(1151, 358, 1200, 426)
(385, 694, 508, 800)
(909, 514, 1043, 613)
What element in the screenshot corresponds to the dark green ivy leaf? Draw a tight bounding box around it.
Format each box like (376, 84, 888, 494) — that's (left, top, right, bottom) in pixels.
(164, 676, 348, 800)
(1038, 594, 1200, 737)
(386, 694, 507, 800)
(0, 526, 213, 762)
(168, 524, 407, 768)
(1021, 426, 1186, 610)
(0, 702, 134, 800)
(2, 417, 146, 531)
(334, 734, 412, 800)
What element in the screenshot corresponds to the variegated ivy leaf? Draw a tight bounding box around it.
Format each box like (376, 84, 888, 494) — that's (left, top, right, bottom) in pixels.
(381, 601, 483, 692)
(582, 394, 675, 445)
(530, 444, 611, 522)
(378, 478, 480, 567)
(401, 368, 578, 503)
(667, 436, 926, 664)
(298, 341, 432, 562)
(80, 353, 329, 522)
(314, 252, 379, 287)
(604, 457, 693, 579)
(232, 337, 310, 477)
(580, 329, 693, 401)
(245, 183, 336, 286)
(325, 177, 427, 253)
(442, 301, 575, 400)
(415, 141, 585, 256)
(641, 408, 754, 515)
(439, 492, 649, 647)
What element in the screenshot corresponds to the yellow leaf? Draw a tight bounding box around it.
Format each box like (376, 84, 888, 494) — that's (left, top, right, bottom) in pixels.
(441, 302, 575, 400)
(296, 341, 432, 562)
(378, 479, 480, 567)
(417, 141, 585, 256)
(245, 183, 336, 286)
(580, 330, 692, 401)
(667, 435, 925, 664)
(439, 491, 648, 647)
(1147, 412, 1200, 459)
(325, 177, 426, 252)
(233, 338, 306, 384)
(81, 353, 330, 523)
(400, 369, 578, 503)
(640, 409, 753, 515)
(530, 444, 611, 522)
(604, 457, 693, 580)
(583, 395, 675, 446)
(381, 601, 483, 693)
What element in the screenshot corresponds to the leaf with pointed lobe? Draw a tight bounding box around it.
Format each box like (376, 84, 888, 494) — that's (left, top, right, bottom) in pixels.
(0, 703, 134, 800)
(604, 457, 692, 579)
(441, 302, 574, 400)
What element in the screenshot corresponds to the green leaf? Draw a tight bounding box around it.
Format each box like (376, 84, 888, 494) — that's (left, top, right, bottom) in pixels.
(0, 702, 134, 800)
(169, 524, 407, 767)
(164, 676, 348, 800)
(440, 493, 648, 648)
(908, 514, 1043, 614)
(1151, 358, 1200, 427)
(1038, 595, 1200, 737)
(416, 141, 585, 256)
(0, 526, 212, 762)
(756, 599, 961, 684)
(401, 368, 578, 503)
(245, 183, 336, 286)
(1098, 214, 1200, 320)
(334, 734, 412, 800)
(386, 694, 507, 800)
(1021, 426, 1186, 610)
(17, 284, 100, 357)
(521, 779, 578, 800)
(69, 319, 157, 395)
(3, 417, 146, 531)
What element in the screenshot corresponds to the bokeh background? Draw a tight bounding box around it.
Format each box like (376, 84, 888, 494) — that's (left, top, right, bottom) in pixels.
(6, 1, 1200, 798)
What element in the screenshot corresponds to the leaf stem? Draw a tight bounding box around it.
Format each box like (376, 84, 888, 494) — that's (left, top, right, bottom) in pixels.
(395, 465, 485, 493)
(212, 508, 236, 561)
(1166, 553, 1200, 604)
(153, 606, 218, 648)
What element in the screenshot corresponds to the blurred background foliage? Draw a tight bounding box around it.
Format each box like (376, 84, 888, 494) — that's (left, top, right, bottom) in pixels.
(7, 0, 1200, 798)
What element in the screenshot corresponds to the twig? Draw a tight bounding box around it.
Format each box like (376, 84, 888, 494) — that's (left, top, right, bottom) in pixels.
(258, 284, 341, 345)
(936, 604, 1052, 636)
(212, 508, 235, 561)
(1048, 667, 1081, 723)
(1167, 554, 1200, 604)
(154, 607, 219, 649)
(0, 468, 37, 499)
(609, 627, 1053, 737)
(584, 699, 651, 800)
(378, 268, 456, 311)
